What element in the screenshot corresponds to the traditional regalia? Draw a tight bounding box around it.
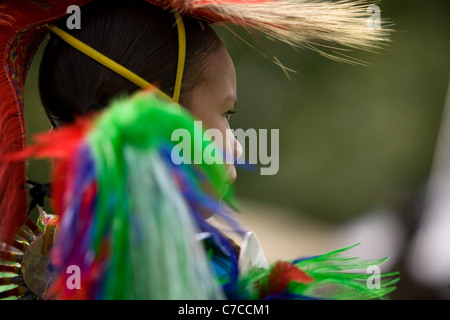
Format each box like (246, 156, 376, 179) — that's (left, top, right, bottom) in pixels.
(0, 0, 398, 299)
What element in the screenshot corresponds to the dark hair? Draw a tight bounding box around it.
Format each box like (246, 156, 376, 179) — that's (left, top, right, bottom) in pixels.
(39, 0, 224, 127)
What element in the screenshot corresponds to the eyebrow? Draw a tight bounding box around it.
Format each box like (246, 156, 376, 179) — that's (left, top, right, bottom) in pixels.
(224, 95, 238, 108)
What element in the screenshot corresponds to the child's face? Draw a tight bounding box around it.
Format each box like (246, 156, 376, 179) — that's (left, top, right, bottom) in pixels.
(182, 48, 242, 184)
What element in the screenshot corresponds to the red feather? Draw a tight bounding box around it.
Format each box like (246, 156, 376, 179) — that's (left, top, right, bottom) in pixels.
(260, 261, 314, 298)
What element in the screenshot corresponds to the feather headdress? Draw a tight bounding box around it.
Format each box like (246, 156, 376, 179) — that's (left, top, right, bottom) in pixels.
(0, 0, 391, 245)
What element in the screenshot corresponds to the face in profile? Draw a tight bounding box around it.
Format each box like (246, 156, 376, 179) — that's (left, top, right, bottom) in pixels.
(181, 47, 242, 185)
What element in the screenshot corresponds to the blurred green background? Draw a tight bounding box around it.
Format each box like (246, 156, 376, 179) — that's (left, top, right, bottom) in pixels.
(21, 0, 450, 299)
(216, 0, 450, 224)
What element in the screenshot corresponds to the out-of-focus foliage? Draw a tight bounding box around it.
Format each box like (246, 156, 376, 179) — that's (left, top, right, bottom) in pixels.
(25, 0, 450, 225)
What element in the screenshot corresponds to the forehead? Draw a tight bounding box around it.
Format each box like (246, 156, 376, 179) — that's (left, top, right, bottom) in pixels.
(201, 48, 236, 100)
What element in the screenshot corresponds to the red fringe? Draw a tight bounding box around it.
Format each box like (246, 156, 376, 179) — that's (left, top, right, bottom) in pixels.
(260, 261, 314, 298)
(0, 0, 258, 246)
(0, 0, 91, 245)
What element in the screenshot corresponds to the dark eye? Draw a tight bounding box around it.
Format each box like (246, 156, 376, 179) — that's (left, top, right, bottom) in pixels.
(224, 110, 238, 122)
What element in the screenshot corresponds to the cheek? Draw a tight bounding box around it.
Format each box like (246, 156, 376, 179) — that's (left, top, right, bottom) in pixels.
(187, 106, 219, 133)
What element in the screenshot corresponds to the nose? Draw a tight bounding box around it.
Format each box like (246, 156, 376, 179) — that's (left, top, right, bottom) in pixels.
(225, 131, 242, 184)
(225, 129, 242, 162)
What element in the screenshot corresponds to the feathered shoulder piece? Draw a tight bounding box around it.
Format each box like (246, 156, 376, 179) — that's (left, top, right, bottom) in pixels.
(8, 90, 236, 299)
(1, 90, 398, 299)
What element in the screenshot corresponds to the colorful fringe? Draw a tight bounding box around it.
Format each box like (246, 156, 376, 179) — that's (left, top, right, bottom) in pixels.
(229, 243, 399, 300)
(6, 90, 398, 300)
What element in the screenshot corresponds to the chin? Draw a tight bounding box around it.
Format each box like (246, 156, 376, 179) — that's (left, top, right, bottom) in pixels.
(227, 164, 237, 184)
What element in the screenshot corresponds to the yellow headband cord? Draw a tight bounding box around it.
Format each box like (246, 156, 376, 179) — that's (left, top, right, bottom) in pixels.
(173, 12, 186, 104)
(46, 12, 186, 104)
